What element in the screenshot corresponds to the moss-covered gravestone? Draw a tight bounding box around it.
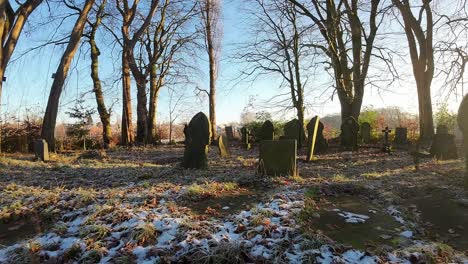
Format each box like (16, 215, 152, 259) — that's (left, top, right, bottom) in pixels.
(259, 120, 274, 141)
(217, 135, 230, 158)
(340, 116, 359, 151)
(34, 139, 49, 162)
(458, 94, 468, 184)
(429, 125, 458, 160)
(182, 112, 211, 169)
(241, 127, 251, 150)
(259, 140, 297, 176)
(306, 116, 328, 161)
(360, 122, 371, 144)
(394, 127, 408, 145)
(283, 119, 306, 148)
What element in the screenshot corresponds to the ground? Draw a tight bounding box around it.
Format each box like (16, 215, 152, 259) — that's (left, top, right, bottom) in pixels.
(0, 143, 467, 263)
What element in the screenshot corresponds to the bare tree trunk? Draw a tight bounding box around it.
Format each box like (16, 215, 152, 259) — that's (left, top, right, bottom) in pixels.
(89, 0, 111, 149)
(121, 48, 134, 145)
(148, 66, 162, 143)
(135, 75, 148, 144)
(41, 0, 95, 151)
(206, 3, 217, 140)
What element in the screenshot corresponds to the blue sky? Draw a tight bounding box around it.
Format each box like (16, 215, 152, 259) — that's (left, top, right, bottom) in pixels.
(0, 0, 465, 126)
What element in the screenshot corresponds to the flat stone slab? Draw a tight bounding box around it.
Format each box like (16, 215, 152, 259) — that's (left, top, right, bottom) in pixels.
(259, 140, 296, 176)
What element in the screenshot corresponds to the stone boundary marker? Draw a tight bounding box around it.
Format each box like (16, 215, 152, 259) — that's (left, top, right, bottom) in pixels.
(258, 140, 297, 177)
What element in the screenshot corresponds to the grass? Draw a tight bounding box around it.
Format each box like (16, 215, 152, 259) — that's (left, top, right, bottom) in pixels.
(184, 182, 240, 200)
(131, 222, 157, 245)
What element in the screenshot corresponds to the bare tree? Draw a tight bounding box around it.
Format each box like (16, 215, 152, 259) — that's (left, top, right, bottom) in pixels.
(41, 0, 96, 151)
(0, 0, 44, 153)
(287, 0, 387, 124)
(392, 0, 435, 141)
(238, 0, 313, 134)
(86, 0, 112, 148)
(198, 0, 222, 140)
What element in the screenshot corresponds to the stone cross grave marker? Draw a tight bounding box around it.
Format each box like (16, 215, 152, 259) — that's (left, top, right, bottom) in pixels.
(259, 140, 297, 177)
(382, 127, 392, 153)
(360, 122, 371, 144)
(182, 112, 211, 169)
(34, 139, 50, 162)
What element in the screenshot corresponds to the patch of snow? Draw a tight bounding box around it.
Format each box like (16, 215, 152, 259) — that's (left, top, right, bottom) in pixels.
(387, 205, 405, 224)
(400, 231, 413, 238)
(336, 210, 370, 223)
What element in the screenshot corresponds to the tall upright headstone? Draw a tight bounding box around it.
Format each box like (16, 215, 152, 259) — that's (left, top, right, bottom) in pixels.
(225, 126, 235, 140)
(430, 125, 458, 160)
(360, 122, 371, 144)
(458, 94, 468, 185)
(259, 120, 274, 141)
(182, 112, 211, 169)
(241, 127, 251, 150)
(306, 116, 328, 161)
(382, 127, 392, 153)
(340, 116, 359, 151)
(34, 139, 50, 162)
(283, 119, 306, 148)
(217, 135, 230, 158)
(394, 127, 408, 145)
(259, 140, 297, 177)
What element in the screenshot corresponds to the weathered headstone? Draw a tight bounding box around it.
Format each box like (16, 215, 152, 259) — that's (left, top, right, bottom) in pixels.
(259, 140, 297, 176)
(360, 122, 371, 144)
(394, 127, 408, 145)
(217, 135, 230, 158)
(182, 112, 211, 169)
(225, 126, 235, 140)
(430, 125, 458, 160)
(458, 94, 468, 184)
(283, 119, 306, 148)
(241, 127, 251, 150)
(306, 116, 328, 161)
(259, 120, 274, 141)
(340, 116, 359, 151)
(382, 127, 392, 153)
(34, 139, 49, 162)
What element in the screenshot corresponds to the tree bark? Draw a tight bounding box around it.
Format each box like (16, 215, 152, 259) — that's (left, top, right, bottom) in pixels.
(89, 0, 111, 149)
(148, 65, 162, 143)
(41, 0, 95, 151)
(135, 75, 148, 144)
(204, 0, 217, 140)
(121, 48, 134, 145)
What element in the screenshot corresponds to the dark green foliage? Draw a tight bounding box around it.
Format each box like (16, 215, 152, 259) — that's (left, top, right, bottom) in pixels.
(182, 112, 211, 169)
(66, 99, 95, 150)
(243, 120, 284, 142)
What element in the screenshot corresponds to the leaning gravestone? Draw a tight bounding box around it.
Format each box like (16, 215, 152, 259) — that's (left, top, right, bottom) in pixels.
(225, 126, 235, 140)
(430, 125, 458, 160)
(182, 112, 211, 169)
(259, 140, 297, 176)
(241, 127, 251, 150)
(360, 122, 371, 144)
(283, 119, 306, 148)
(458, 94, 468, 184)
(340, 116, 359, 151)
(306, 116, 328, 161)
(394, 127, 408, 145)
(259, 120, 274, 141)
(217, 135, 230, 158)
(34, 139, 49, 162)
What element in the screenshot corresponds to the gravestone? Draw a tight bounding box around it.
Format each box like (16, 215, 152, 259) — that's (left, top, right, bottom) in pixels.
(241, 127, 251, 150)
(217, 135, 230, 158)
(394, 127, 408, 145)
(225, 126, 235, 140)
(34, 139, 49, 162)
(382, 127, 392, 153)
(259, 120, 274, 141)
(340, 116, 359, 151)
(458, 94, 468, 184)
(430, 125, 458, 160)
(259, 140, 297, 177)
(360, 122, 371, 144)
(182, 112, 211, 169)
(306, 116, 328, 161)
(283, 119, 306, 148)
